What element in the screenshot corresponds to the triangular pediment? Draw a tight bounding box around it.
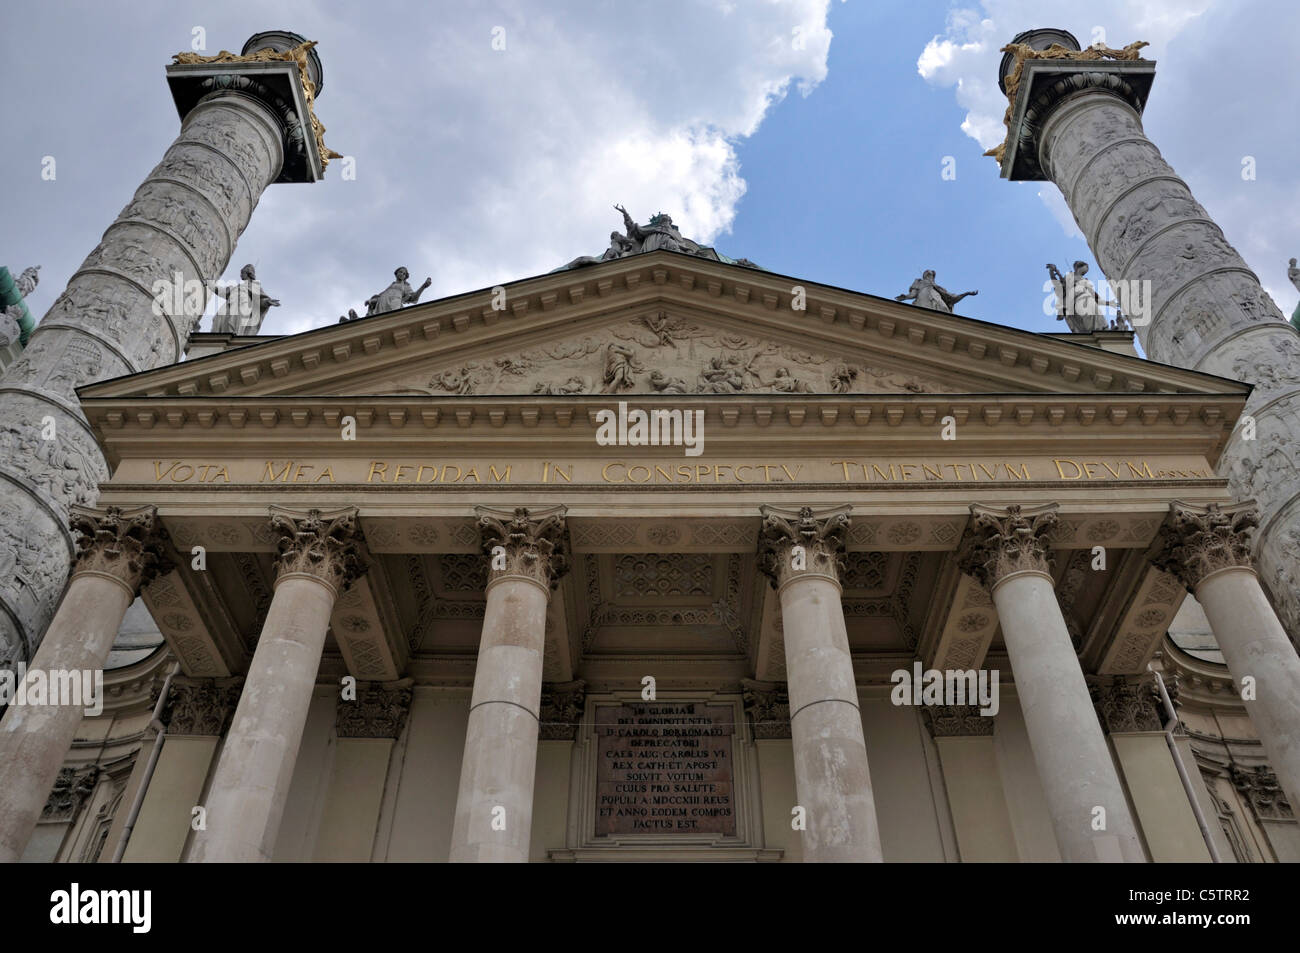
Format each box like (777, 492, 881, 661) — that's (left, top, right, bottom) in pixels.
(80, 251, 1249, 402)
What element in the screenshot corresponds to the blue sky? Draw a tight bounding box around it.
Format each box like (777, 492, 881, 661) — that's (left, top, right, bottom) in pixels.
(3, 0, 1298, 347)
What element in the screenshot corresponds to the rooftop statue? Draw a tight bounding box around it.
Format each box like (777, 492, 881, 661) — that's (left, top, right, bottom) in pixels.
(1289, 257, 1300, 332)
(365, 267, 431, 317)
(895, 269, 978, 314)
(212, 264, 279, 335)
(1047, 261, 1114, 333)
(0, 264, 40, 347)
(554, 205, 762, 272)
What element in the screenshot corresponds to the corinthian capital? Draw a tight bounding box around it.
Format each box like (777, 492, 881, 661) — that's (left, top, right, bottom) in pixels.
(1151, 500, 1258, 592)
(758, 504, 850, 589)
(957, 502, 1058, 591)
(269, 505, 366, 593)
(477, 505, 568, 590)
(69, 504, 173, 594)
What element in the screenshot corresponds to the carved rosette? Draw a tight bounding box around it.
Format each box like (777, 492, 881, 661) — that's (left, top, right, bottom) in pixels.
(335, 679, 413, 739)
(162, 677, 243, 735)
(539, 680, 586, 741)
(41, 765, 100, 822)
(741, 678, 791, 739)
(1230, 764, 1293, 820)
(269, 506, 366, 594)
(476, 505, 568, 591)
(1151, 501, 1258, 592)
(68, 504, 173, 594)
(921, 705, 994, 738)
(956, 503, 1059, 591)
(1086, 674, 1164, 735)
(757, 504, 850, 590)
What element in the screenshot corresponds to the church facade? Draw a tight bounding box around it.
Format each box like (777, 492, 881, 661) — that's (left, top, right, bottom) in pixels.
(2, 29, 1299, 864)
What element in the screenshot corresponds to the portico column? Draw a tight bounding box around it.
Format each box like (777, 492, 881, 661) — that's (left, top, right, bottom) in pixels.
(450, 506, 567, 863)
(758, 504, 883, 862)
(0, 505, 169, 863)
(1152, 501, 1300, 809)
(958, 503, 1144, 862)
(187, 506, 364, 863)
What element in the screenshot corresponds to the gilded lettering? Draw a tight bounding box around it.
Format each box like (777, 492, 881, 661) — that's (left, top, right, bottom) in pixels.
(366, 461, 387, 483)
(264, 460, 294, 483)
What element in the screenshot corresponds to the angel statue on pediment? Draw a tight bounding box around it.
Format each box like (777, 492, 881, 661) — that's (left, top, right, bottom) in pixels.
(896, 269, 978, 314)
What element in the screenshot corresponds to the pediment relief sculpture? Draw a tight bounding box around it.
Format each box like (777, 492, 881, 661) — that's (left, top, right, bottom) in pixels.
(411, 312, 949, 397)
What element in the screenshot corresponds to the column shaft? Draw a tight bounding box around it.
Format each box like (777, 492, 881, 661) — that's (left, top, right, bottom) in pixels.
(449, 505, 566, 863)
(0, 504, 167, 863)
(186, 574, 335, 862)
(187, 505, 363, 863)
(0, 573, 132, 863)
(449, 575, 549, 862)
(760, 504, 882, 862)
(991, 571, 1145, 862)
(778, 572, 883, 862)
(1195, 568, 1300, 808)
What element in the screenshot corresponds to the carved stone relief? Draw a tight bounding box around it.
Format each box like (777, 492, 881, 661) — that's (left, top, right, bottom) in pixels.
(403, 314, 950, 397)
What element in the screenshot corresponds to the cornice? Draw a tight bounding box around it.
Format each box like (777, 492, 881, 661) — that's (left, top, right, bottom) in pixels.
(78, 251, 1250, 405)
(82, 392, 1242, 468)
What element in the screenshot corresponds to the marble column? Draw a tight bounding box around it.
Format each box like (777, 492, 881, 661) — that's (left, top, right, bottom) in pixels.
(1152, 501, 1300, 809)
(0, 505, 170, 863)
(187, 506, 364, 863)
(958, 503, 1145, 862)
(0, 31, 330, 671)
(450, 506, 567, 863)
(758, 504, 883, 862)
(993, 29, 1300, 641)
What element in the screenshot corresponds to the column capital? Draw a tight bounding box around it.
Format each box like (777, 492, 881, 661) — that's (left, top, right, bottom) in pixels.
(476, 505, 568, 591)
(539, 680, 586, 741)
(269, 505, 366, 594)
(921, 705, 995, 739)
(69, 504, 173, 595)
(1150, 500, 1258, 592)
(162, 676, 244, 736)
(956, 502, 1058, 591)
(1085, 674, 1164, 735)
(335, 679, 412, 740)
(991, 30, 1154, 180)
(757, 504, 850, 590)
(742, 678, 791, 739)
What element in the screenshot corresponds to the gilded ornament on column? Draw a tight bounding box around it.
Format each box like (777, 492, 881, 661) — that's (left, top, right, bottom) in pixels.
(476, 505, 568, 590)
(956, 502, 1058, 591)
(68, 504, 173, 594)
(269, 505, 366, 593)
(757, 504, 850, 589)
(1150, 501, 1259, 592)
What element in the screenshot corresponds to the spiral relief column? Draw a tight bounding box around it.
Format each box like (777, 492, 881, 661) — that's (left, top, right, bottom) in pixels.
(0, 32, 332, 670)
(992, 28, 1300, 641)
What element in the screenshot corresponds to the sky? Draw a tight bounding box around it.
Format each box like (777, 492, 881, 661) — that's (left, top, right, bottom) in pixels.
(3, 0, 1298, 347)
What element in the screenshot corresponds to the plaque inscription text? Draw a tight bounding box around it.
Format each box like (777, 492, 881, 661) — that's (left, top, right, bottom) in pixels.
(595, 702, 736, 837)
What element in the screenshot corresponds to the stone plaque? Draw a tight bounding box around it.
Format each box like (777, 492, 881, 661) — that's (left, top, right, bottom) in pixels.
(595, 701, 736, 837)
